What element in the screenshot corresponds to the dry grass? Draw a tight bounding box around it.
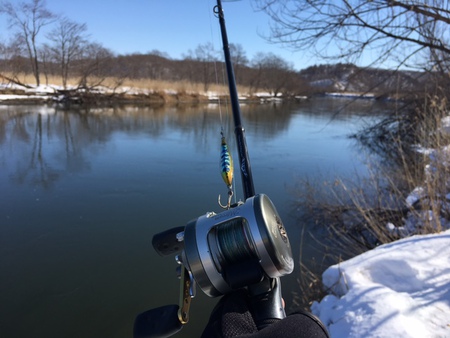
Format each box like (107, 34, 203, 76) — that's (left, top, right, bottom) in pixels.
(1, 72, 253, 96)
(108, 78, 245, 95)
(1, 73, 62, 87)
(295, 95, 450, 310)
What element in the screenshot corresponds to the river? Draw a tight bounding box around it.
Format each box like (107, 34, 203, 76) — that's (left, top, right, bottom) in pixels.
(0, 98, 388, 338)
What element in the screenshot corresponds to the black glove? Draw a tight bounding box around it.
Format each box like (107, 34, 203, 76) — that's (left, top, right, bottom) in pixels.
(201, 290, 330, 338)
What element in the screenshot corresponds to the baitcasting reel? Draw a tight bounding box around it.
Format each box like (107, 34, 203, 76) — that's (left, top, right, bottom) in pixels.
(134, 194, 294, 338)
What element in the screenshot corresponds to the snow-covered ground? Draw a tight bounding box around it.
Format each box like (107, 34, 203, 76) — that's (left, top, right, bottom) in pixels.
(0, 82, 299, 105)
(0, 82, 279, 102)
(311, 229, 450, 337)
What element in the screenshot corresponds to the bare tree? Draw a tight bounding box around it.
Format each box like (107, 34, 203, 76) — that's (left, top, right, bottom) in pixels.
(0, 40, 5, 56)
(76, 42, 113, 89)
(251, 52, 295, 96)
(0, 34, 32, 86)
(1, 0, 57, 86)
(47, 17, 88, 88)
(229, 43, 249, 84)
(39, 43, 51, 85)
(253, 0, 450, 72)
(185, 42, 220, 92)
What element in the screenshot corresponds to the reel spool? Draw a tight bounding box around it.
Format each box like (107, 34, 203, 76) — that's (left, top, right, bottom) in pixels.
(181, 194, 293, 297)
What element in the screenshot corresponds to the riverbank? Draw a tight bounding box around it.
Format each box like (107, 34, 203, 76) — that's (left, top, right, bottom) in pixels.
(0, 82, 304, 106)
(311, 108, 450, 337)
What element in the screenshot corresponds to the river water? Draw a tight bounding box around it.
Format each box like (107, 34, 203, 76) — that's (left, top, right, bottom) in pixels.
(0, 98, 387, 338)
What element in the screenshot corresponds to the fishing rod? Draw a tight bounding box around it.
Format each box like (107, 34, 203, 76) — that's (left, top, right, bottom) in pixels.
(214, 0, 290, 329)
(215, 0, 255, 199)
(133, 2, 293, 337)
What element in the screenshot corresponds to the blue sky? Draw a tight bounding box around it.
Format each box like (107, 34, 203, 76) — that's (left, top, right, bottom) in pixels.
(0, 0, 317, 71)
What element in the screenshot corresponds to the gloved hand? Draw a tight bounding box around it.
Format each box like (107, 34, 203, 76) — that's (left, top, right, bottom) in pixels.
(201, 289, 330, 338)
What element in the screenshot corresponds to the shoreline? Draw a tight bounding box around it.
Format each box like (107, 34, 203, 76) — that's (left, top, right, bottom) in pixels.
(0, 84, 300, 106)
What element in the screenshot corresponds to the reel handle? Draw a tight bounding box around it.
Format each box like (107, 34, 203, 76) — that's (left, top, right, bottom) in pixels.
(133, 262, 194, 338)
(133, 304, 183, 338)
(248, 277, 285, 330)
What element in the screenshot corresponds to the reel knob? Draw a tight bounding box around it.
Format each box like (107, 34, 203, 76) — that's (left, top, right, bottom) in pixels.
(133, 305, 182, 338)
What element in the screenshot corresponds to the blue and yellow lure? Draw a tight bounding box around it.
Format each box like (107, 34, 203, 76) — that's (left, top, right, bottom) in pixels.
(219, 133, 234, 209)
(220, 134, 233, 188)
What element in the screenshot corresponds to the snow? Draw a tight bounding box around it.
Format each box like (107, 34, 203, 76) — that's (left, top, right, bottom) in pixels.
(0, 94, 54, 101)
(311, 230, 450, 337)
(0, 83, 57, 102)
(325, 92, 376, 99)
(24, 84, 57, 94)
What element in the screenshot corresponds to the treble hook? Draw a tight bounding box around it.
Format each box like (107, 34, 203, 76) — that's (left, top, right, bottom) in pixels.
(218, 188, 233, 209)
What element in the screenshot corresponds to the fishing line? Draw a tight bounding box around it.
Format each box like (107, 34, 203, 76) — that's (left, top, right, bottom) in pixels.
(207, 0, 237, 209)
(208, 0, 232, 131)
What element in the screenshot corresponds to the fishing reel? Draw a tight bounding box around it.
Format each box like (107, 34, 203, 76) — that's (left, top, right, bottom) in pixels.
(134, 194, 294, 338)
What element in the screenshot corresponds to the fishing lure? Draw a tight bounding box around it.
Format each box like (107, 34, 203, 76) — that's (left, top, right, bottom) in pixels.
(219, 132, 234, 209)
(220, 133, 233, 188)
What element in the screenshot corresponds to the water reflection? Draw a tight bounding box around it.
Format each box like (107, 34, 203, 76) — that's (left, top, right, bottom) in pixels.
(0, 99, 385, 338)
(0, 103, 297, 190)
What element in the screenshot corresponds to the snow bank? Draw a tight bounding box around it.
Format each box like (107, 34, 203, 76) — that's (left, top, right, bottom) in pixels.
(0, 94, 51, 102)
(311, 229, 450, 337)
